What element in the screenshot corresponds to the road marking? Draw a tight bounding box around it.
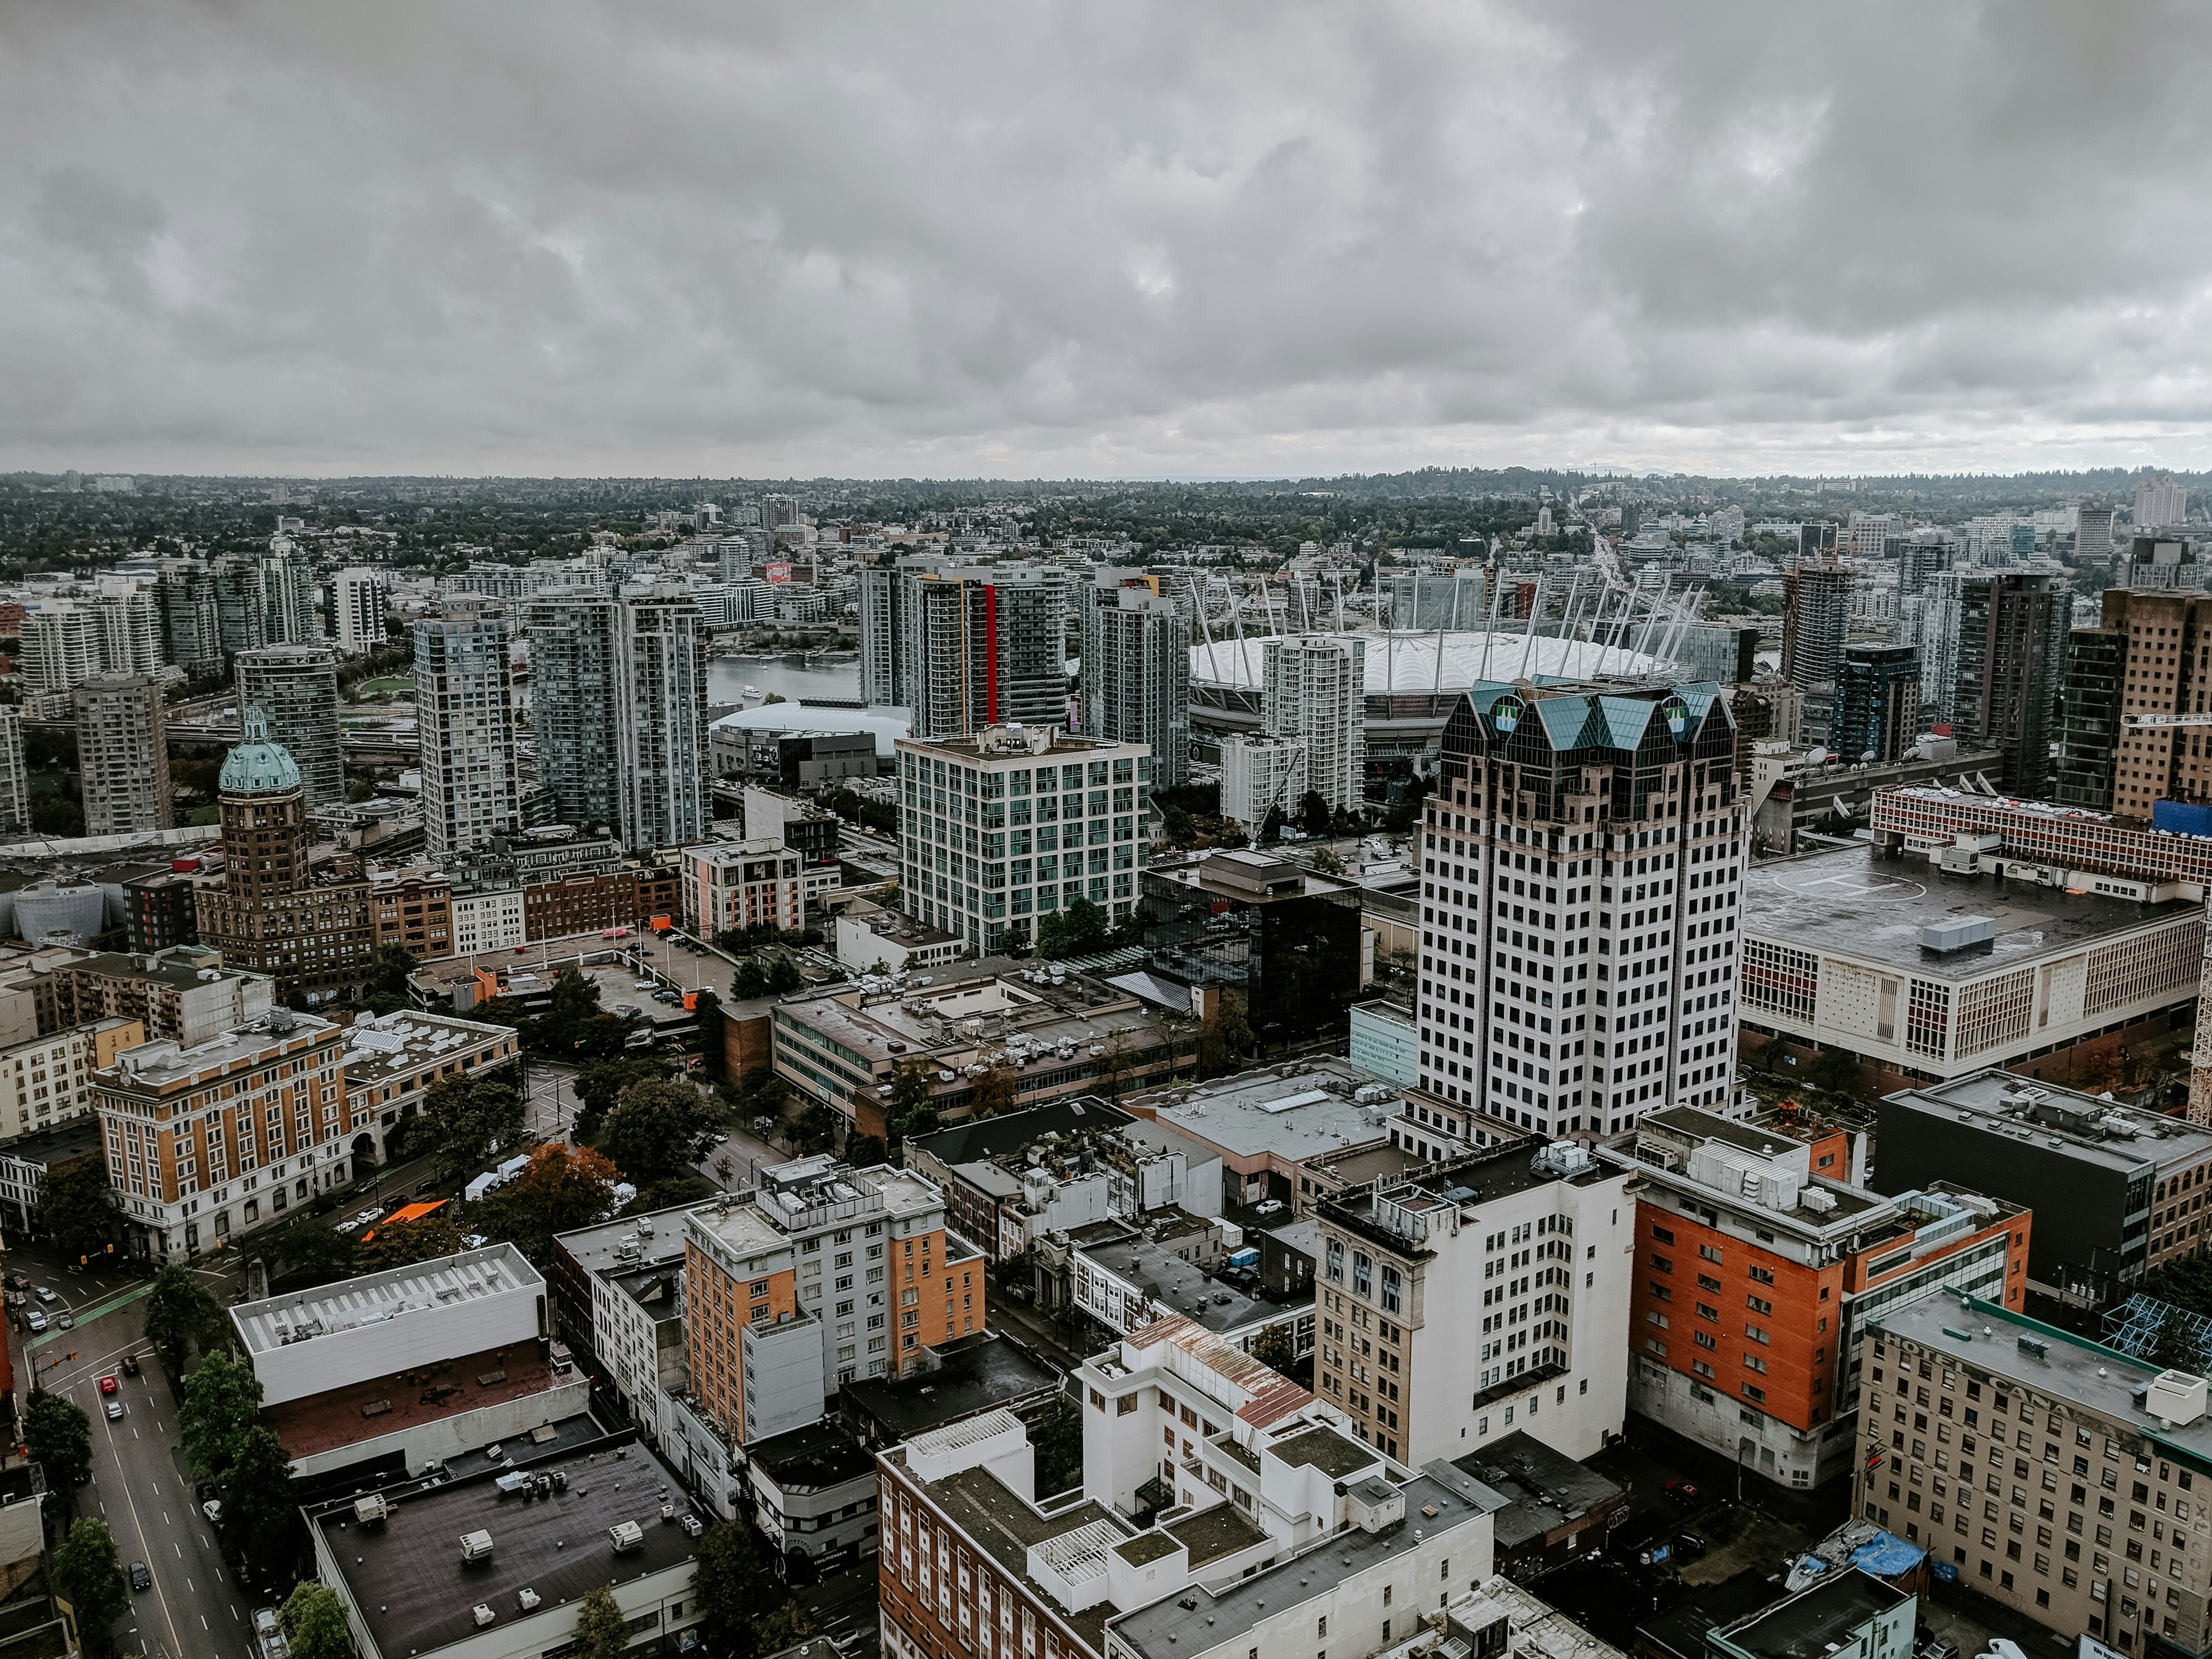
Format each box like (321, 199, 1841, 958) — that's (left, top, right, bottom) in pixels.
(24, 1281, 156, 1350)
(98, 1405, 185, 1657)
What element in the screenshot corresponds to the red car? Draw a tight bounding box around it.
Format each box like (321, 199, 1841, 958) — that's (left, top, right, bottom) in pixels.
(98, 1375, 118, 1395)
(1665, 1480, 1700, 1505)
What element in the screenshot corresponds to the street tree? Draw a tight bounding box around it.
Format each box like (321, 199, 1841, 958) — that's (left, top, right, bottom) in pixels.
(179, 1352, 265, 1480)
(423, 1066, 527, 1174)
(37, 1153, 118, 1263)
(791, 1104, 840, 1154)
(598, 1078, 723, 1184)
(358, 1212, 469, 1270)
(572, 1056, 671, 1145)
(1034, 898, 1109, 960)
(266, 1217, 360, 1288)
(25, 1392, 91, 1491)
(757, 1601, 818, 1651)
(1298, 790, 1331, 837)
(1250, 1323, 1297, 1377)
(142, 1265, 226, 1374)
(693, 1519, 777, 1659)
(52, 1518, 127, 1649)
(886, 1058, 940, 1141)
(1030, 1393, 1082, 1495)
(477, 1145, 619, 1266)
(573, 1585, 631, 1659)
(1197, 991, 1254, 1075)
(363, 943, 417, 1015)
(227, 1426, 305, 1562)
(968, 1066, 1017, 1120)
(280, 1582, 354, 1659)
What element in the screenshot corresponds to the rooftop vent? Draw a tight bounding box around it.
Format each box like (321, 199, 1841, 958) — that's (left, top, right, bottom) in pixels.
(472, 1604, 496, 1628)
(460, 1529, 495, 1563)
(1921, 916, 1996, 953)
(609, 1520, 645, 1553)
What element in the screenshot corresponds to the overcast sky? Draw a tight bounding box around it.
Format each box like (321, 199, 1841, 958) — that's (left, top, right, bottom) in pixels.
(8, 3, 2212, 480)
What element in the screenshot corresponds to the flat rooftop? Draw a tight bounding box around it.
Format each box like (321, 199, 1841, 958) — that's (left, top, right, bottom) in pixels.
(0, 1118, 103, 1169)
(317, 1429, 696, 1659)
(785, 970, 1169, 1074)
(1078, 1231, 1279, 1337)
(1321, 1137, 1613, 1256)
(840, 1333, 1061, 1445)
(1886, 1069, 2212, 1175)
(1453, 1431, 1625, 1555)
(1872, 1293, 2212, 1462)
(686, 1164, 950, 1260)
(1125, 1058, 1406, 1163)
(106, 1009, 335, 1090)
(551, 1203, 696, 1281)
(1716, 1569, 1911, 1659)
(340, 1009, 512, 1086)
(1742, 840, 2203, 980)
(1107, 1461, 1505, 1659)
(747, 1419, 874, 1490)
(908, 1095, 1136, 1167)
(265, 1342, 572, 1461)
(233, 1243, 539, 1355)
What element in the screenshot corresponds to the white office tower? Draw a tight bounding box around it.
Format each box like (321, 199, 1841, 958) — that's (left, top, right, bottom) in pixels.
(858, 563, 902, 707)
(2074, 502, 2114, 559)
(1418, 682, 1745, 1140)
(331, 568, 389, 653)
(523, 591, 621, 833)
(613, 584, 709, 851)
(414, 615, 521, 856)
(1077, 572, 1189, 786)
(1261, 636, 1364, 813)
(2137, 471, 2189, 530)
(234, 645, 343, 808)
(1219, 735, 1305, 833)
(0, 710, 28, 835)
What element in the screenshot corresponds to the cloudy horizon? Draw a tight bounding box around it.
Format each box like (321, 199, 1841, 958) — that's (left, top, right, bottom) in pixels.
(9, 3, 2212, 481)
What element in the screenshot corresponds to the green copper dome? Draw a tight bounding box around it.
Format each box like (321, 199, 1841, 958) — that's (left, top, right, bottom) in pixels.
(219, 706, 303, 794)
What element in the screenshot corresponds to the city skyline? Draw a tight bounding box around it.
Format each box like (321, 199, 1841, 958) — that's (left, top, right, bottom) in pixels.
(11, 7, 2212, 480)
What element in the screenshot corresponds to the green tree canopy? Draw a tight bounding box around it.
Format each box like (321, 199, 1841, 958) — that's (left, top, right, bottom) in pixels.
(265, 1216, 361, 1289)
(1250, 1323, 1297, 1377)
(424, 1066, 527, 1174)
(142, 1264, 227, 1373)
(693, 1519, 777, 1659)
(572, 1056, 672, 1145)
(887, 1058, 940, 1141)
(1034, 897, 1109, 960)
(1298, 790, 1331, 836)
(280, 1581, 354, 1659)
(572, 1584, 631, 1659)
(598, 1078, 723, 1184)
(1030, 1393, 1082, 1496)
(37, 1151, 117, 1263)
(968, 1066, 1018, 1120)
(179, 1352, 265, 1481)
(358, 1212, 468, 1271)
(52, 1518, 127, 1644)
(1197, 991, 1254, 1075)
(364, 942, 418, 1015)
(24, 1392, 91, 1491)
(226, 1426, 305, 1563)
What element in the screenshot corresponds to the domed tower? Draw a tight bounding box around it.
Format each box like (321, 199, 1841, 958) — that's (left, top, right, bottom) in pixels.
(218, 706, 309, 902)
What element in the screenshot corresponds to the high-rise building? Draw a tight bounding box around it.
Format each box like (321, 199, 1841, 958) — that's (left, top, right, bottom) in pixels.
(330, 568, 389, 653)
(1832, 643, 1922, 764)
(1261, 636, 1364, 813)
(1781, 561, 1854, 733)
(865, 558, 1068, 738)
(895, 723, 1152, 951)
(2075, 501, 2115, 559)
(613, 583, 709, 851)
(0, 710, 28, 836)
(212, 551, 268, 656)
(414, 614, 521, 857)
(258, 546, 319, 644)
(18, 606, 103, 693)
(760, 493, 801, 530)
(1610, 1105, 2027, 1492)
(74, 673, 171, 836)
(1897, 533, 1956, 594)
(1077, 571, 1189, 786)
(193, 708, 376, 996)
(1848, 512, 1901, 558)
(156, 559, 223, 674)
(2055, 588, 2212, 820)
(2136, 470, 2189, 529)
(1218, 734, 1305, 833)
(91, 581, 161, 676)
(1310, 1137, 1632, 1464)
(523, 592, 620, 832)
(1953, 571, 2069, 796)
(1418, 681, 1745, 1139)
(234, 644, 343, 808)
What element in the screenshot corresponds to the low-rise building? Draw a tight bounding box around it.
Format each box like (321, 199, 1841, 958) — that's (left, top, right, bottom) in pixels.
(0, 1015, 142, 1138)
(308, 1428, 703, 1659)
(1858, 1294, 2189, 1651)
(1875, 1070, 2212, 1302)
(46, 949, 272, 1046)
(1457, 1431, 1630, 1578)
(0, 1117, 103, 1236)
(449, 883, 527, 955)
(369, 866, 453, 957)
(682, 837, 806, 938)
(336, 1008, 520, 1166)
(1707, 1572, 1915, 1659)
(96, 1007, 354, 1259)
(596, 1256, 688, 1441)
(835, 897, 963, 975)
(775, 964, 1197, 1142)
(840, 1330, 1064, 1452)
(1058, 1218, 1312, 1360)
(548, 1203, 696, 1385)
(1740, 840, 2203, 1095)
(1607, 1104, 2029, 1492)
(743, 1419, 879, 1579)
(1312, 1137, 1632, 1467)
(906, 1096, 1221, 1262)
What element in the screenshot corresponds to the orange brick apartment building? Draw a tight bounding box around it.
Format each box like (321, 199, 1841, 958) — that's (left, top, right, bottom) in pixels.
(1604, 1105, 2030, 1492)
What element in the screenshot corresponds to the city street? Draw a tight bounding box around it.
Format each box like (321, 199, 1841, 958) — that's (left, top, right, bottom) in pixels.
(12, 1260, 263, 1659)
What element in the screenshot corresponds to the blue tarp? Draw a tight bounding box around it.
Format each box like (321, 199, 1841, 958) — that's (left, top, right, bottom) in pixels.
(1850, 1532, 1927, 1579)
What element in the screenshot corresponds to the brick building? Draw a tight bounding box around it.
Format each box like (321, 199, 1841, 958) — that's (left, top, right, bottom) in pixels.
(369, 868, 453, 959)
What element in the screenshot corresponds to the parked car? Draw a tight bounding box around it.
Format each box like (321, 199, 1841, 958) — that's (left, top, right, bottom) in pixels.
(56, 1314, 73, 1330)
(1675, 1532, 1707, 1557)
(26, 1313, 46, 1333)
(415, 1178, 439, 1196)
(1664, 1480, 1700, 1505)
(6, 1274, 26, 1291)
(98, 1375, 117, 1395)
(121, 1354, 140, 1376)
(203, 1498, 222, 1524)
(104, 1400, 123, 1421)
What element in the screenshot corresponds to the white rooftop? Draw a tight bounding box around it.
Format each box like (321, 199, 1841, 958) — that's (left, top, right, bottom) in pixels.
(231, 1243, 540, 1355)
(1128, 1057, 1406, 1162)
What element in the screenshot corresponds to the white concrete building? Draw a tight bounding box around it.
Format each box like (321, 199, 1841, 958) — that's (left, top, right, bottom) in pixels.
(1310, 1139, 1633, 1467)
(834, 899, 962, 974)
(449, 886, 527, 956)
(1219, 734, 1305, 834)
(331, 567, 390, 653)
(414, 614, 522, 857)
(0, 1016, 143, 1138)
(1262, 637, 1364, 815)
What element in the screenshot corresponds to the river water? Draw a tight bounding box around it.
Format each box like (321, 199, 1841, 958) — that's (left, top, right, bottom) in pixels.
(706, 655, 863, 706)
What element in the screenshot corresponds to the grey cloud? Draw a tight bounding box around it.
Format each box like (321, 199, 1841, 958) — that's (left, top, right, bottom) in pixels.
(7, 1, 2212, 475)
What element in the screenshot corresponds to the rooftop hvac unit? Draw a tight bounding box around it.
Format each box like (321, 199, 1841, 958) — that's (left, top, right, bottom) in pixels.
(460, 1529, 495, 1563)
(518, 1588, 542, 1611)
(353, 1494, 390, 1524)
(472, 1605, 496, 1628)
(609, 1520, 646, 1553)
(1800, 1188, 1837, 1214)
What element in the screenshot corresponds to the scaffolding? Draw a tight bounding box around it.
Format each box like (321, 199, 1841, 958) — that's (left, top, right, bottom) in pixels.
(2100, 1292, 2212, 1369)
